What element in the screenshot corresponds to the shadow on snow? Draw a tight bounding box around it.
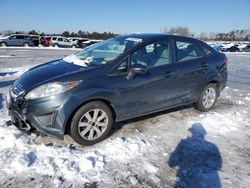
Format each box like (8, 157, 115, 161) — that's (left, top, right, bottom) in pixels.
(168, 123, 222, 188)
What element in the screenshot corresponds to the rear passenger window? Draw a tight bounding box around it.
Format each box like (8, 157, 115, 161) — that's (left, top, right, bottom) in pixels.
(200, 43, 212, 55)
(58, 38, 63, 41)
(16, 35, 25, 39)
(176, 40, 202, 62)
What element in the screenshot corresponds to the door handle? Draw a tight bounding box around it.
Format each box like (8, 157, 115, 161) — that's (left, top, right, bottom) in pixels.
(164, 71, 175, 77)
(201, 62, 209, 68)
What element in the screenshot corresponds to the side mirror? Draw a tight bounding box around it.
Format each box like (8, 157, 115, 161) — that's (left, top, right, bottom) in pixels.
(126, 64, 147, 80)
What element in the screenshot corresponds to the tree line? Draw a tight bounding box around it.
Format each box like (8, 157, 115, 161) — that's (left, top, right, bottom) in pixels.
(0, 30, 117, 40)
(163, 26, 250, 41)
(60, 30, 117, 39)
(1, 28, 250, 41)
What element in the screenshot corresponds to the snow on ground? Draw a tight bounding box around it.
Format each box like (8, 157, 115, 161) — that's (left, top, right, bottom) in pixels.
(0, 48, 250, 187)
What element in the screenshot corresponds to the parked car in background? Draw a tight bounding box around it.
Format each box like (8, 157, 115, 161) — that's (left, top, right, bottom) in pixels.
(7, 34, 228, 145)
(221, 45, 239, 52)
(49, 36, 77, 48)
(68, 37, 83, 43)
(81, 39, 102, 48)
(40, 36, 52, 47)
(211, 44, 223, 52)
(241, 45, 250, 52)
(76, 38, 91, 48)
(0, 34, 34, 47)
(30, 35, 40, 46)
(237, 43, 249, 52)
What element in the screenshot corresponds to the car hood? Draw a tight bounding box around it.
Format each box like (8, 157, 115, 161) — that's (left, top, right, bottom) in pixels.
(0, 36, 8, 40)
(14, 59, 88, 91)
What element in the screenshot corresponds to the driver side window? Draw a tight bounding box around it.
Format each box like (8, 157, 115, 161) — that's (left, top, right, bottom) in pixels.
(131, 40, 170, 68)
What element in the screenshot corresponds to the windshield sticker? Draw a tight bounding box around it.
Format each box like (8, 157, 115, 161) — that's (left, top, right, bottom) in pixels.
(125, 37, 143, 43)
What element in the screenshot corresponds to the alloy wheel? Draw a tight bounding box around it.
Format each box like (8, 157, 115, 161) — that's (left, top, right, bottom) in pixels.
(78, 109, 109, 141)
(202, 87, 216, 109)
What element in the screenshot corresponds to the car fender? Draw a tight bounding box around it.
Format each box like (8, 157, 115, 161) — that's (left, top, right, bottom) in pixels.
(58, 88, 117, 134)
(202, 69, 222, 92)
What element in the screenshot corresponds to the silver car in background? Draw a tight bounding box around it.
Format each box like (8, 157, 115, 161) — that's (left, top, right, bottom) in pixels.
(0, 34, 34, 47)
(49, 36, 77, 48)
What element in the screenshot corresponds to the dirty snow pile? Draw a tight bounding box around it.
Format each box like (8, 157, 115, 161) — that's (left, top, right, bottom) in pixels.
(0, 118, 153, 187)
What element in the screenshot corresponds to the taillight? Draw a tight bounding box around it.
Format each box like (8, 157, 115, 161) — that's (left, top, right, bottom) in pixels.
(224, 57, 228, 65)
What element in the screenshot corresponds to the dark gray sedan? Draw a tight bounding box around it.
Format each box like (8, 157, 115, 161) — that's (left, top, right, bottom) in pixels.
(7, 34, 228, 145)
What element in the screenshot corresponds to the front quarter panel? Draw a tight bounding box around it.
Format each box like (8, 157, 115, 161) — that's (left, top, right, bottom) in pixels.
(59, 83, 117, 134)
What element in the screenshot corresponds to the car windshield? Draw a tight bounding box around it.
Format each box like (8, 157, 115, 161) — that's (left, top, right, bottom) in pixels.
(63, 36, 143, 66)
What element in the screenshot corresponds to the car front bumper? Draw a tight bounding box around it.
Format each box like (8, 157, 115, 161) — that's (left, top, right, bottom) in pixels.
(6, 91, 70, 139)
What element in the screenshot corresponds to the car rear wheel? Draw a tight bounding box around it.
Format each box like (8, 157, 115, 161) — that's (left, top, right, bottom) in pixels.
(194, 83, 218, 112)
(23, 43, 29, 47)
(53, 44, 59, 48)
(71, 45, 76, 48)
(0, 42, 6, 47)
(69, 101, 113, 145)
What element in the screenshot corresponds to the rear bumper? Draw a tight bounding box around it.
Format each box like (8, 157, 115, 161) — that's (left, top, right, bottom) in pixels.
(220, 66, 228, 92)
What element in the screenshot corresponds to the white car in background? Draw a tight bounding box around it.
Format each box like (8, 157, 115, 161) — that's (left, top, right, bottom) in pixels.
(49, 36, 77, 48)
(67, 37, 83, 43)
(238, 43, 247, 52)
(81, 39, 102, 48)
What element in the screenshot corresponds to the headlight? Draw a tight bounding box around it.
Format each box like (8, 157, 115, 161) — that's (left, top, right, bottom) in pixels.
(25, 80, 82, 100)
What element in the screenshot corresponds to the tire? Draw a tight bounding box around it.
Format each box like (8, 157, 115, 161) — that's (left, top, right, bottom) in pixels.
(69, 101, 113, 146)
(53, 44, 59, 48)
(194, 83, 218, 112)
(23, 43, 29, 47)
(0, 42, 6, 47)
(71, 45, 76, 49)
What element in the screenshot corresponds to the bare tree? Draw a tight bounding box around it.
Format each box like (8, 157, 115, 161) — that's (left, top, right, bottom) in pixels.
(163, 26, 191, 36)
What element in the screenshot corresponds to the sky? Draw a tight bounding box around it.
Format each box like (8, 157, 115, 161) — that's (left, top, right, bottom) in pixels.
(1, 0, 250, 34)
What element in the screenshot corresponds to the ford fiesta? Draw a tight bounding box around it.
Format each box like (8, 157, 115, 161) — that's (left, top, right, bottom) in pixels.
(7, 34, 228, 145)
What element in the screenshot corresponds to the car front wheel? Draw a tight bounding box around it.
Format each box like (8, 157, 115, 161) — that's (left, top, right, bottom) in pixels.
(194, 83, 218, 112)
(69, 101, 113, 145)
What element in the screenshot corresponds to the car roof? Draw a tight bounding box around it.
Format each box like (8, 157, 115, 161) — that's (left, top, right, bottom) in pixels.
(11, 34, 30, 36)
(117, 33, 196, 41)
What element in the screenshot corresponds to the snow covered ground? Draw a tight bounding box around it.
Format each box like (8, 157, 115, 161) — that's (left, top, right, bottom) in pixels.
(0, 48, 249, 187)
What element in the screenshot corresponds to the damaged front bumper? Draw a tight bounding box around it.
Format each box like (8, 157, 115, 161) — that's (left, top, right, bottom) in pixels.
(5, 90, 66, 139)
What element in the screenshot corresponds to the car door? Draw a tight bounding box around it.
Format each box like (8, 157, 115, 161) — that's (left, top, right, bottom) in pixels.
(8, 35, 17, 46)
(57, 37, 63, 47)
(173, 37, 208, 102)
(16, 35, 25, 46)
(63, 38, 71, 47)
(109, 38, 182, 119)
